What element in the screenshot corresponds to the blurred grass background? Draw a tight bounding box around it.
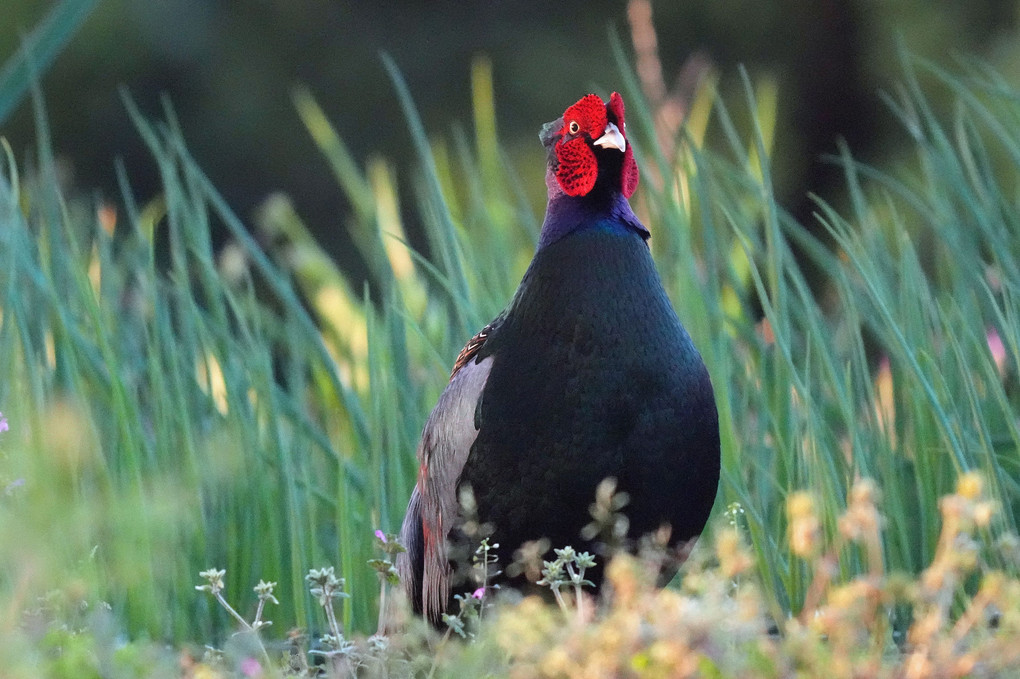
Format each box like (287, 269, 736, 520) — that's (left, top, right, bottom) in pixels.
(3, 0, 1020, 290)
(1, 0, 1020, 661)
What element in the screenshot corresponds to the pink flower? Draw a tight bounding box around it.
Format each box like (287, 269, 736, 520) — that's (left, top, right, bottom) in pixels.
(987, 327, 1007, 376)
(240, 657, 263, 677)
(472, 587, 485, 599)
(375, 529, 387, 543)
(0, 412, 7, 433)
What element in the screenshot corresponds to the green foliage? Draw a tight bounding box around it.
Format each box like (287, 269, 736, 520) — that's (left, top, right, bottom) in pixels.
(674, 56, 1020, 616)
(2, 15, 1020, 677)
(0, 85, 368, 638)
(0, 0, 99, 125)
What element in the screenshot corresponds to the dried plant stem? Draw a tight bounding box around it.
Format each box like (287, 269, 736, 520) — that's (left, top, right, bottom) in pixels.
(797, 548, 840, 627)
(206, 590, 271, 665)
(212, 590, 252, 630)
(566, 563, 586, 624)
(550, 586, 568, 615)
(376, 581, 388, 637)
(324, 596, 344, 640)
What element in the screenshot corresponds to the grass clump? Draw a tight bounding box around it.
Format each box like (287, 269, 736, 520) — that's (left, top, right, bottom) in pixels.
(488, 474, 1020, 679)
(179, 475, 1020, 677)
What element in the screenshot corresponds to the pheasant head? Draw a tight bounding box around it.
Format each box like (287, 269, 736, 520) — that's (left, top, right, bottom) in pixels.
(540, 92, 639, 199)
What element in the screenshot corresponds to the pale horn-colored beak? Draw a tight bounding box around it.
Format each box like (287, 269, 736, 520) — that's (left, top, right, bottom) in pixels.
(593, 122, 626, 152)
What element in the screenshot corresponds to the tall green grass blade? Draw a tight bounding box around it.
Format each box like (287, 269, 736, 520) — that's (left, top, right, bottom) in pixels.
(381, 52, 474, 340)
(0, 0, 100, 125)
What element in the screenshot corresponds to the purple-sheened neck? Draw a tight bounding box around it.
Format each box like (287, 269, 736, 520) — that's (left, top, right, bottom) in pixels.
(537, 165, 650, 249)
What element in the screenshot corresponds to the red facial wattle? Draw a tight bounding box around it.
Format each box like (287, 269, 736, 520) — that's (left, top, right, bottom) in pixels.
(553, 92, 639, 199)
(554, 135, 600, 197)
(609, 92, 640, 199)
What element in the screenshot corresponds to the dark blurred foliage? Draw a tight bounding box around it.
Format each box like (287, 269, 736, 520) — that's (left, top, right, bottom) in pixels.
(2, 0, 1019, 284)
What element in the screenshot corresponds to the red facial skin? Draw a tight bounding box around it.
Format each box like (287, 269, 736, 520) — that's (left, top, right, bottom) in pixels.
(554, 92, 639, 199)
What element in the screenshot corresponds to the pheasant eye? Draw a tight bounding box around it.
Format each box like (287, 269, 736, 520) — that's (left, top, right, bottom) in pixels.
(568, 121, 580, 135)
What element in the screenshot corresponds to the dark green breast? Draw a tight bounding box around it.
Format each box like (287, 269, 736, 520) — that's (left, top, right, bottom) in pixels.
(460, 223, 720, 577)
